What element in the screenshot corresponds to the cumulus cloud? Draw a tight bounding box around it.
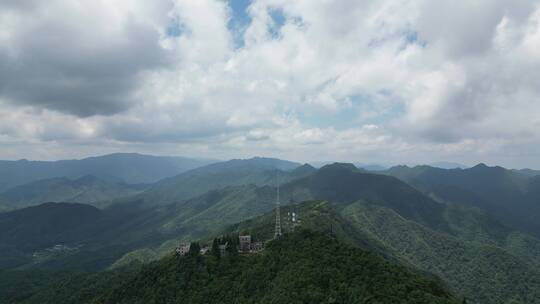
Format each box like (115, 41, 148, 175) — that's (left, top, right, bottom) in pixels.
(0, 0, 173, 116)
(0, 0, 539, 168)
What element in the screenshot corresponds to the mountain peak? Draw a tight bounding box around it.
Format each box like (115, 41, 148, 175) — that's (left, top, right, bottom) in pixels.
(221, 157, 301, 171)
(473, 163, 489, 169)
(319, 162, 358, 172)
(470, 163, 507, 173)
(288, 163, 317, 179)
(293, 163, 316, 172)
(429, 161, 468, 169)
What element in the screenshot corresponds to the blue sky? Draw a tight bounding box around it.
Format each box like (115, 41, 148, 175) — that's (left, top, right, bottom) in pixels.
(227, 0, 287, 47)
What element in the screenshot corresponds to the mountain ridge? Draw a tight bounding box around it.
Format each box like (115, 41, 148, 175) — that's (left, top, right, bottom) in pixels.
(0, 153, 217, 192)
(381, 163, 540, 237)
(0, 175, 148, 210)
(2, 161, 540, 303)
(131, 157, 305, 206)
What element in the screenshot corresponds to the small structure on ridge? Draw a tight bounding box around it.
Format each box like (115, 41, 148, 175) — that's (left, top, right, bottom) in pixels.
(175, 243, 191, 256)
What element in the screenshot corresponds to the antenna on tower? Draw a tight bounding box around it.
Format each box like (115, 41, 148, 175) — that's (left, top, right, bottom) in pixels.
(274, 170, 282, 239)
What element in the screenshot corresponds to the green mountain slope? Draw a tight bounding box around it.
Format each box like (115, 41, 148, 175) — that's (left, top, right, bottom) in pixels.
(0, 269, 130, 304)
(3, 231, 460, 304)
(0, 159, 310, 270)
(284, 163, 449, 230)
(0, 183, 280, 272)
(0, 201, 183, 271)
(0, 202, 104, 269)
(382, 163, 540, 237)
(3, 162, 540, 304)
(134, 157, 310, 205)
(228, 200, 540, 304)
(0, 153, 215, 192)
(0, 202, 102, 251)
(107, 163, 432, 265)
(0, 175, 147, 209)
(341, 202, 540, 304)
(513, 168, 540, 178)
(1, 163, 431, 271)
(111, 163, 540, 303)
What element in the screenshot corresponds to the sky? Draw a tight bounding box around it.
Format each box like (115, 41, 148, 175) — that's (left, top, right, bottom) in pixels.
(0, 0, 539, 168)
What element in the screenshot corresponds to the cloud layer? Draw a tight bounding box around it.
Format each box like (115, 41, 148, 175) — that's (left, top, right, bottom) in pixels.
(1, 0, 539, 168)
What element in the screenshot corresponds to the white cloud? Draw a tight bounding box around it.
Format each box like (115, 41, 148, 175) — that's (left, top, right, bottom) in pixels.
(0, 0, 540, 168)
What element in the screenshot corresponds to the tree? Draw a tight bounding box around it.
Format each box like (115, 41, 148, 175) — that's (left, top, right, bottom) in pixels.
(211, 238, 220, 258)
(189, 242, 200, 257)
(225, 235, 238, 256)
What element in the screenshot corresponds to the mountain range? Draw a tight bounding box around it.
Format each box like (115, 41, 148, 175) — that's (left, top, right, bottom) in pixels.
(0, 155, 540, 303)
(0, 157, 312, 271)
(0, 156, 306, 210)
(132, 157, 307, 205)
(0, 153, 216, 192)
(382, 163, 540, 238)
(0, 175, 148, 210)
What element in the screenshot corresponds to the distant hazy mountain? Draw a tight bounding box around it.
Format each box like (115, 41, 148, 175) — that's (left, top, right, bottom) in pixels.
(0, 175, 147, 210)
(307, 161, 333, 168)
(382, 163, 540, 238)
(429, 161, 468, 169)
(134, 157, 309, 205)
(354, 163, 389, 171)
(0, 153, 216, 192)
(512, 168, 540, 177)
(310, 161, 388, 171)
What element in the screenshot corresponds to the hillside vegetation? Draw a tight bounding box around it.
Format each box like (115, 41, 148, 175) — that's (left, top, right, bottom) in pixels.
(382, 164, 540, 237)
(0, 175, 147, 210)
(228, 197, 540, 304)
(134, 157, 310, 205)
(2, 162, 540, 304)
(1, 231, 461, 304)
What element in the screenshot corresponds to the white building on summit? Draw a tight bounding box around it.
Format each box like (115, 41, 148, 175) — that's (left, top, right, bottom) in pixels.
(239, 235, 251, 252)
(175, 243, 191, 256)
(238, 235, 264, 253)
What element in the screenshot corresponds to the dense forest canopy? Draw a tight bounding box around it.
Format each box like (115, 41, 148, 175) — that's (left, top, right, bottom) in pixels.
(0, 230, 462, 304)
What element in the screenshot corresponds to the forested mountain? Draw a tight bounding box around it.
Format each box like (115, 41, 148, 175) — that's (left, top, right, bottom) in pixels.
(0, 156, 306, 211)
(0, 183, 281, 272)
(382, 163, 540, 237)
(429, 162, 468, 169)
(0, 203, 102, 250)
(105, 162, 453, 267)
(0, 201, 183, 271)
(2, 162, 540, 303)
(0, 175, 147, 210)
(0, 231, 462, 304)
(282, 163, 449, 230)
(133, 157, 310, 205)
(0, 153, 215, 192)
(513, 168, 540, 177)
(228, 200, 540, 304)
